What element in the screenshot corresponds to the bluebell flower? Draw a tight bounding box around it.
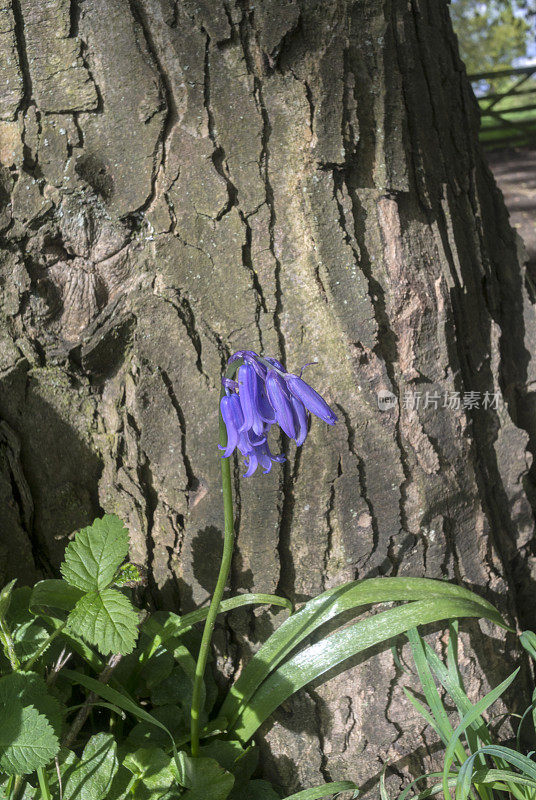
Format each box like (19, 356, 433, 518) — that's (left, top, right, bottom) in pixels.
(220, 350, 337, 476)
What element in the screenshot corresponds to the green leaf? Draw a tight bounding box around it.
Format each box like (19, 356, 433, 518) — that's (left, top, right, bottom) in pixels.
(220, 577, 504, 730)
(62, 670, 177, 749)
(282, 782, 359, 799)
(0, 702, 58, 775)
(123, 747, 178, 794)
(30, 580, 84, 614)
(142, 593, 292, 648)
(12, 619, 50, 661)
(202, 740, 258, 796)
(37, 612, 104, 673)
(63, 734, 118, 800)
(175, 752, 234, 800)
(61, 515, 130, 592)
(520, 630, 536, 662)
(243, 781, 282, 800)
(67, 588, 139, 655)
(0, 580, 16, 619)
(0, 672, 64, 738)
(405, 628, 467, 767)
(456, 745, 536, 800)
(442, 670, 520, 800)
(232, 595, 501, 741)
(126, 705, 189, 751)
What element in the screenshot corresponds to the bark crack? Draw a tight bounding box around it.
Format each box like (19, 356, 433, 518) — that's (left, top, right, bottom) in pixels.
(323, 455, 341, 589)
(237, 6, 287, 364)
(153, 283, 211, 385)
(336, 404, 381, 574)
(202, 29, 266, 348)
(159, 367, 198, 498)
(127, 0, 178, 215)
(11, 0, 33, 117)
(276, 444, 302, 602)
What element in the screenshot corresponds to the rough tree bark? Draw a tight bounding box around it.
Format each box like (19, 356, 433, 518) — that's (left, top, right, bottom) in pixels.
(0, 0, 535, 794)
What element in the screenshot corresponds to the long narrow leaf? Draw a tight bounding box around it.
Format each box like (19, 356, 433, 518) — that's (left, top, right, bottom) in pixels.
(421, 635, 489, 779)
(232, 596, 500, 741)
(407, 629, 462, 756)
(471, 767, 536, 789)
(457, 746, 536, 800)
(281, 781, 359, 799)
(142, 593, 292, 645)
(62, 669, 176, 749)
(442, 671, 520, 800)
(382, 768, 458, 800)
(424, 642, 488, 742)
(221, 578, 504, 729)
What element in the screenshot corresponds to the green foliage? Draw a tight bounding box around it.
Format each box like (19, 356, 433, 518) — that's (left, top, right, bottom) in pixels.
(0, 705, 58, 776)
(450, 0, 530, 76)
(58, 515, 139, 656)
(62, 735, 118, 800)
(0, 514, 508, 800)
(61, 515, 130, 592)
(383, 622, 536, 800)
(67, 589, 139, 656)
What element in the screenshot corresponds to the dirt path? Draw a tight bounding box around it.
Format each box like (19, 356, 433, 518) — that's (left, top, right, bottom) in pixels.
(487, 147, 536, 267)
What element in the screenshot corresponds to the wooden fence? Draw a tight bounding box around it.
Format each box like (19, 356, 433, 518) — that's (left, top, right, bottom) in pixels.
(469, 65, 536, 149)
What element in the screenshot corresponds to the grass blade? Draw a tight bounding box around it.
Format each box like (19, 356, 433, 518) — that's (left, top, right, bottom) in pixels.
(406, 629, 463, 756)
(457, 746, 536, 800)
(442, 670, 520, 800)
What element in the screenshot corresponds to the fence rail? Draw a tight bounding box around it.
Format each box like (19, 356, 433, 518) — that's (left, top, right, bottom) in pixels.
(469, 65, 536, 149)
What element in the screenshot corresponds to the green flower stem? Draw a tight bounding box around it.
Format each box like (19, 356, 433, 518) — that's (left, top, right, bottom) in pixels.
(190, 370, 238, 757)
(11, 776, 25, 800)
(0, 617, 20, 671)
(37, 767, 51, 800)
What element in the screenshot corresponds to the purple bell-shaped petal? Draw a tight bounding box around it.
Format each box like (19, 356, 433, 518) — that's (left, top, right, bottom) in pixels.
(219, 393, 244, 457)
(238, 364, 265, 436)
(291, 395, 309, 446)
(258, 388, 276, 423)
(266, 370, 297, 439)
(285, 374, 337, 425)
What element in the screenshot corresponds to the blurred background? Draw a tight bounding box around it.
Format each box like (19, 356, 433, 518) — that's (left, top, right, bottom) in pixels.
(451, 0, 536, 269)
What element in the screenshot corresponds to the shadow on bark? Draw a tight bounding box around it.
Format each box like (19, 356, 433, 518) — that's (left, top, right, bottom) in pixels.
(0, 362, 103, 580)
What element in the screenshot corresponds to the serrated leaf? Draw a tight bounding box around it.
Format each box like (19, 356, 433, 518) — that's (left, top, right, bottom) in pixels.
(63, 734, 118, 800)
(61, 515, 130, 592)
(67, 589, 139, 655)
(0, 702, 58, 775)
(0, 672, 64, 738)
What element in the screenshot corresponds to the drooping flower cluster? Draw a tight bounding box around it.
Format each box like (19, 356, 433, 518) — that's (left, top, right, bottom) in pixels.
(220, 350, 337, 476)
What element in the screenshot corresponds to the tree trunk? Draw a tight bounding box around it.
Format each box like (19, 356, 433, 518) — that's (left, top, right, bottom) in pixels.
(0, 0, 534, 793)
